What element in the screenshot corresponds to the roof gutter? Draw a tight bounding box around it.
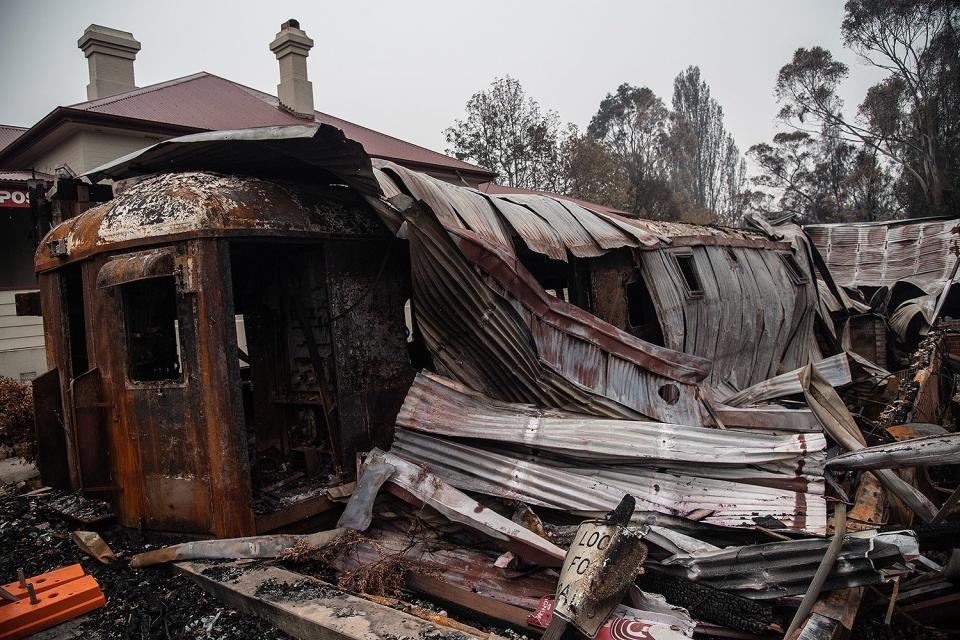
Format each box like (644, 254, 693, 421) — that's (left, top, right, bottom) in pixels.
(0, 107, 206, 167)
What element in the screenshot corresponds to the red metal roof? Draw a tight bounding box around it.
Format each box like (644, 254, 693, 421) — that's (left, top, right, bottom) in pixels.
(0, 125, 26, 153)
(64, 72, 494, 178)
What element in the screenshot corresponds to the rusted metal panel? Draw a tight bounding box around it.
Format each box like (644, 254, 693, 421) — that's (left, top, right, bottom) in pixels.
(722, 352, 889, 408)
(86, 124, 383, 195)
(403, 199, 713, 424)
(484, 194, 569, 261)
(36, 171, 385, 272)
(192, 239, 256, 537)
(636, 242, 820, 392)
(366, 448, 566, 566)
(70, 367, 111, 491)
(500, 193, 607, 257)
(32, 368, 69, 489)
(655, 531, 918, 600)
(95, 247, 176, 288)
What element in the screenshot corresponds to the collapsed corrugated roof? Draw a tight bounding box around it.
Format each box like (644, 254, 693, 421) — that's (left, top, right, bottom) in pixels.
(806, 217, 960, 294)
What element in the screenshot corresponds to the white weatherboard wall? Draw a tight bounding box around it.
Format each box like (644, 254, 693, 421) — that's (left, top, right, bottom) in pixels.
(0, 290, 46, 380)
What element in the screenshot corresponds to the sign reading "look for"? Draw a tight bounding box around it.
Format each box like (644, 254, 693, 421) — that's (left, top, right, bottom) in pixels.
(0, 188, 30, 208)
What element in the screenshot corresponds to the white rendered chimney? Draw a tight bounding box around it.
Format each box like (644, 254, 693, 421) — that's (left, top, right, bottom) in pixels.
(78, 25, 141, 100)
(269, 19, 315, 118)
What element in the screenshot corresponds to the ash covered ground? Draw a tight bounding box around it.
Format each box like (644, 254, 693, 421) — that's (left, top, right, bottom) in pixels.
(0, 481, 291, 640)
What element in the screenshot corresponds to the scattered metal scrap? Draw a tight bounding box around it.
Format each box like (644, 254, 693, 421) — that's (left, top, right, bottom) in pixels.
(18, 125, 960, 637)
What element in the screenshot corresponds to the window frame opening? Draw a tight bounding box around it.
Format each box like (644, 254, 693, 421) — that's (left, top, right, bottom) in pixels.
(120, 276, 185, 384)
(778, 251, 811, 286)
(670, 251, 705, 298)
(61, 264, 89, 377)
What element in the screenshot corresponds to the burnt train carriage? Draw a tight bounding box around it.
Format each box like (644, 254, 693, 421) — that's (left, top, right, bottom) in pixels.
(30, 125, 826, 537)
(33, 170, 412, 537)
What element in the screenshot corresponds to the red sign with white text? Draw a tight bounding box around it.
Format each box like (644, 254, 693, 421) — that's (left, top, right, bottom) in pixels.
(0, 188, 30, 208)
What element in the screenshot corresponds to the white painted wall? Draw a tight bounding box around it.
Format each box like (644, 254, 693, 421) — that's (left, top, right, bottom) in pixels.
(0, 290, 46, 380)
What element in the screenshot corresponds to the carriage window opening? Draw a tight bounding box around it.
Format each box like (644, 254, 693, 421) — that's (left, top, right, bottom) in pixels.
(123, 277, 183, 382)
(779, 252, 810, 285)
(672, 253, 704, 297)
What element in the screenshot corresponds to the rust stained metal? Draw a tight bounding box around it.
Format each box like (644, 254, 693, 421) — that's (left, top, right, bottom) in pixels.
(636, 237, 821, 392)
(800, 364, 939, 522)
(654, 530, 919, 600)
(31, 125, 909, 549)
(379, 159, 769, 259)
(484, 194, 569, 261)
(806, 217, 960, 294)
(376, 161, 515, 255)
(825, 433, 960, 471)
(398, 371, 826, 466)
(391, 428, 827, 532)
(95, 247, 177, 288)
(37, 171, 385, 272)
(366, 448, 566, 567)
(85, 124, 383, 196)
(402, 199, 713, 424)
(497, 193, 609, 257)
(721, 352, 890, 408)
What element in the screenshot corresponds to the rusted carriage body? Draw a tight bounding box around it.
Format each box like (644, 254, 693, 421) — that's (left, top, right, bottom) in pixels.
(33, 171, 412, 537)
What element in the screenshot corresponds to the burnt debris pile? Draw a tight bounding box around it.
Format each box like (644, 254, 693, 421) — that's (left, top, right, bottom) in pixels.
(9, 125, 960, 639)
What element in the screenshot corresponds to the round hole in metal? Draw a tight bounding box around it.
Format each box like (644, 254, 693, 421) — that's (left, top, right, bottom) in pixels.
(658, 383, 679, 405)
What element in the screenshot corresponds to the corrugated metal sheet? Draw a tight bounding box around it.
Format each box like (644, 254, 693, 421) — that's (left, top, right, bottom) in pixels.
(402, 199, 714, 423)
(398, 371, 826, 466)
(654, 531, 918, 599)
(0, 169, 53, 183)
(637, 239, 820, 391)
(86, 124, 383, 197)
(806, 217, 960, 294)
(498, 194, 611, 257)
(380, 160, 768, 262)
(391, 429, 827, 533)
(485, 195, 569, 261)
(721, 352, 889, 407)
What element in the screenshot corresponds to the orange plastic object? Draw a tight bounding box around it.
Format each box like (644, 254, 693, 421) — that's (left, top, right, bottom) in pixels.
(0, 571, 105, 640)
(1, 564, 86, 599)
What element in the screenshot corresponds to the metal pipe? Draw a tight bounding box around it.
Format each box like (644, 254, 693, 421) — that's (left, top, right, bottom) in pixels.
(783, 501, 847, 639)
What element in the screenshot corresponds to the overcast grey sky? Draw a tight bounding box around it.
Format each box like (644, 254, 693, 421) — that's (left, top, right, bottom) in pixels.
(0, 1, 885, 160)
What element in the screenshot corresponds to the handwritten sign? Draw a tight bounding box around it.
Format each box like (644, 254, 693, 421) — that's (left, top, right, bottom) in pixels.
(554, 519, 620, 636)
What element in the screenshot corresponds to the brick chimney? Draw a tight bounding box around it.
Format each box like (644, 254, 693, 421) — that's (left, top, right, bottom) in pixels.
(269, 19, 315, 118)
(78, 25, 141, 100)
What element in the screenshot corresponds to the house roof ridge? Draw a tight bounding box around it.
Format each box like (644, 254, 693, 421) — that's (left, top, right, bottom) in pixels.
(217, 75, 494, 175)
(68, 71, 212, 111)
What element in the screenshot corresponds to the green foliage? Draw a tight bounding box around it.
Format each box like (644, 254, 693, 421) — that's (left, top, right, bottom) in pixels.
(764, 0, 960, 218)
(443, 76, 564, 191)
(445, 72, 747, 224)
(747, 130, 900, 222)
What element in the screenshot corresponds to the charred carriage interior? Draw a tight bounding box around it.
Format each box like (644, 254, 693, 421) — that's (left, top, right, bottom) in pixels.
(228, 238, 412, 529)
